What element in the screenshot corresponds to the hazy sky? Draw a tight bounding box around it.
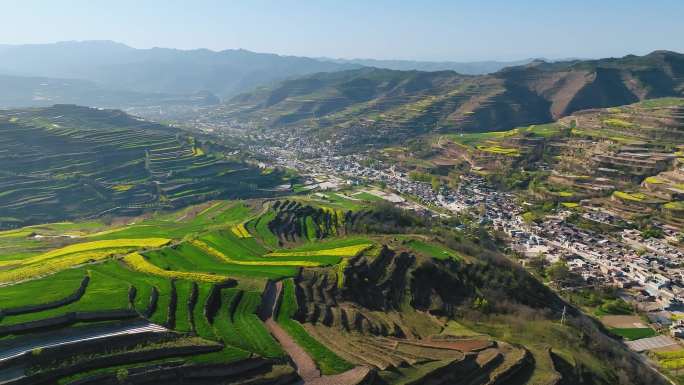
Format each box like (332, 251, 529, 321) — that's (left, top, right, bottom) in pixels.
(2, 0, 683, 61)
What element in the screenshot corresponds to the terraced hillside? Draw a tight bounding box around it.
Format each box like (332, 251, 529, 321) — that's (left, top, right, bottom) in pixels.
(214, 50, 684, 147)
(402, 98, 684, 229)
(550, 99, 684, 227)
(0, 198, 665, 385)
(0, 104, 285, 228)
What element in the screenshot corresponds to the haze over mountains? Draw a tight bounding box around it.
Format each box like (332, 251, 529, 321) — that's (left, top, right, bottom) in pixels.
(321, 57, 537, 74)
(0, 41, 359, 106)
(0, 41, 682, 147)
(0, 41, 562, 108)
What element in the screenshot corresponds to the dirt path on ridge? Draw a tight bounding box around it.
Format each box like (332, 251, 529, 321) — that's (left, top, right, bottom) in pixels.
(260, 281, 371, 385)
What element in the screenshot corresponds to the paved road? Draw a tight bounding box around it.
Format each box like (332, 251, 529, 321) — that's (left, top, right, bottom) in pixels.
(0, 321, 167, 362)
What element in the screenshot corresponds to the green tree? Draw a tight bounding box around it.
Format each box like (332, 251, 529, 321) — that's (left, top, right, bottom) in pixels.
(547, 260, 572, 285)
(599, 299, 633, 315)
(472, 297, 491, 312)
(527, 253, 547, 276)
(409, 171, 432, 183)
(116, 369, 129, 383)
(431, 176, 441, 192)
(640, 225, 663, 239)
(521, 212, 538, 224)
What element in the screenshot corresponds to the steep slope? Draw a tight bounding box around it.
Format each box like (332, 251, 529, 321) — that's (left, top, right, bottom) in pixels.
(217, 51, 684, 147)
(0, 41, 360, 98)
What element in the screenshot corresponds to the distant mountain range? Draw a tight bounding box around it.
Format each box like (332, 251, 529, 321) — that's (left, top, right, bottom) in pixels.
(318, 57, 538, 74)
(0, 41, 573, 108)
(1, 42, 682, 146)
(0, 41, 360, 102)
(219, 51, 684, 147)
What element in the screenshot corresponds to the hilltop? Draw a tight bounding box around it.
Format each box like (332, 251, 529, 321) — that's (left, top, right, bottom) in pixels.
(216, 51, 684, 147)
(0, 196, 666, 385)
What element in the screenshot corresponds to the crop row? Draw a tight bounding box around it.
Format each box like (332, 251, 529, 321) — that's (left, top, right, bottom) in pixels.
(122, 253, 231, 283)
(0, 276, 89, 317)
(0, 267, 133, 327)
(0, 260, 281, 364)
(190, 240, 321, 267)
(142, 242, 298, 280)
(27, 238, 171, 264)
(145, 278, 282, 359)
(0, 249, 128, 284)
(266, 243, 372, 258)
(0, 238, 173, 284)
(231, 223, 251, 238)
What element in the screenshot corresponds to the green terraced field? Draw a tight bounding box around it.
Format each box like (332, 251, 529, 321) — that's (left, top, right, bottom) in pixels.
(0, 267, 131, 326)
(246, 210, 280, 247)
(0, 195, 649, 384)
(232, 291, 284, 358)
(401, 238, 461, 261)
(0, 198, 372, 339)
(200, 229, 267, 260)
(144, 242, 299, 280)
(269, 236, 373, 253)
(0, 105, 285, 229)
(0, 268, 86, 309)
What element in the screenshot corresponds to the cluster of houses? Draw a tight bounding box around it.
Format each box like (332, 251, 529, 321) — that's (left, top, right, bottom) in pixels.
(503, 211, 684, 314)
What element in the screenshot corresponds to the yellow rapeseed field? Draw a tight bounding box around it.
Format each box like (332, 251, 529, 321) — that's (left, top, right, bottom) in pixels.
(0, 249, 126, 284)
(122, 252, 229, 283)
(0, 260, 21, 268)
(0, 238, 171, 285)
(231, 223, 251, 238)
(0, 228, 35, 238)
(112, 184, 134, 192)
(192, 146, 205, 156)
(25, 238, 171, 265)
(266, 244, 372, 258)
